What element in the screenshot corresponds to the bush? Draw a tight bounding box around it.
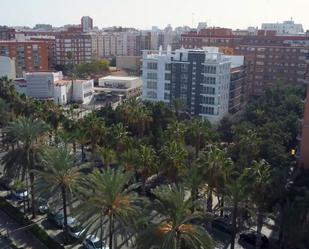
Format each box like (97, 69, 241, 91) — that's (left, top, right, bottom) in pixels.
(0, 197, 64, 249)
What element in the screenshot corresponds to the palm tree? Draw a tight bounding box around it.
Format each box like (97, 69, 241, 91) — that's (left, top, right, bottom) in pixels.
(4, 117, 48, 217)
(82, 114, 107, 153)
(186, 118, 211, 158)
(136, 145, 158, 195)
(224, 170, 250, 249)
(34, 145, 81, 243)
(137, 185, 214, 249)
(247, 159, 272, 249)
(198, 145, 232, 212)
(74, 168, 142, 249)
(111, 123, 129, 153)
(165, 121, 186, 144)
(96, 147, 116, 168)
(129, 107, 152, 138)
(160, 141, 187, 181)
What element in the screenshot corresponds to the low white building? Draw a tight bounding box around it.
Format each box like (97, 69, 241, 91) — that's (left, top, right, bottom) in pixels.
(0, 56, 16, 79)
(23, 72, 94, 105)
(261, 20, 304, 35)
(97, 75, 141, 98)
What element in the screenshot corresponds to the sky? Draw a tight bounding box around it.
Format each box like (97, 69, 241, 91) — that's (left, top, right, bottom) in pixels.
(1, 0, 308, 30)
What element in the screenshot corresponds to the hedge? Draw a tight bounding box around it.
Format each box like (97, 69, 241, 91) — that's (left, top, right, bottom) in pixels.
(0, 197, 64, 249)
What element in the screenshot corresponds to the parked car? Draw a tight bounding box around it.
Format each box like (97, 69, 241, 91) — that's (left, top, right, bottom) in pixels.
(212, 216, 233, 234)
(238, 232, 269, 248)
(83, 235, 109, 249)
(68, 217, 85, 239)
(12, 189, 28, 201)
(36, 198, 49, 214)
(47, 211, 64, 228)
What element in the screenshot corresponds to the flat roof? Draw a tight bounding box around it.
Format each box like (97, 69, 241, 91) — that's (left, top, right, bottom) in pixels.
(100, 75, 139, 81)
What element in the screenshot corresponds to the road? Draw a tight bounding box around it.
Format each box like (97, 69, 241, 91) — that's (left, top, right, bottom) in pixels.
(0, 210, 47, 249)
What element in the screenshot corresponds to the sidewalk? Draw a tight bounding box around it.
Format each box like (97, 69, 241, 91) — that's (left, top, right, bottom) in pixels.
(0, 210, 47, 249)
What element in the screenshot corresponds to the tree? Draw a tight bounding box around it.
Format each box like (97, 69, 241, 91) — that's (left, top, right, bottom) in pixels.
(247, 160, 272, 249)
(198, 145, 232, 212)
(74, 168, 142, 249)
(165, 121, 186, 144)
(136, 145, 158, 195)
(4, 117, 48, 218)
(96, 147, 116, 168)
(224, 170, 250, 249)
(137, 185, 214, 249)
(34, 145, 81, 243)
(186, 118, 211, 158)
(111, 123, 129, 153)
(160, 141, 187, 181)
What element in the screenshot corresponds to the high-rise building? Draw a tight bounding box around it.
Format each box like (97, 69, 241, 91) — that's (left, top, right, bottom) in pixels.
(142, 47, 245, 123)
(0, 40, 49, 77)
(81, 16, 93, 32)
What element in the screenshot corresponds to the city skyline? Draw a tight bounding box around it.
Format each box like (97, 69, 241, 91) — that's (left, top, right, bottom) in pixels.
(1, 0, 309, 30)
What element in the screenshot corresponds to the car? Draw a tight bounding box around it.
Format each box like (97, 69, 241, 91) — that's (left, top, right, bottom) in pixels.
(238, 232, 269, 248)
(47, 211, 64, 228)
(36, 198, 49, 214)
(12, 189, 28, 201)
(83, 235, 109, 249)
(67, 217, 85, 239)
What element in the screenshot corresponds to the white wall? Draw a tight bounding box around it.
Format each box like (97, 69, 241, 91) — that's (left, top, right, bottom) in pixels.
(0, 56, 16, 79)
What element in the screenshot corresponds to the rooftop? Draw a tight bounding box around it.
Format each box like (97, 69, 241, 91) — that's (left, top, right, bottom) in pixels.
(100, 75, 139, 81)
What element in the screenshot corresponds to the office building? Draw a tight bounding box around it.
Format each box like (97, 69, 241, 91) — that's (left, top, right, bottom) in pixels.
(142, 47, 239, 123)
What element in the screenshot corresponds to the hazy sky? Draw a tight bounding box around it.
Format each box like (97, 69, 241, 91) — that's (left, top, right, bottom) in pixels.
(1, 0, 308, 30)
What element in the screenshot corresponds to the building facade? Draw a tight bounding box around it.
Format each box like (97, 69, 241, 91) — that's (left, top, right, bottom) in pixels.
(261, 20, 304, 35)
(142, 47, 237, 123)
(0, 40, 49, 77)
(81, 16, 93, 32)
(181, 28, 309, 96)
(0, 56, 16, 79)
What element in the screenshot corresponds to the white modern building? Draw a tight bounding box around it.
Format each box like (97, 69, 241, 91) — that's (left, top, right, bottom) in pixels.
(0, 56, 16, 79)
(261, 20, 304, 35)
(24, 72, 94, 105)
(142, 47, 237, 124)
(97, 75, 142, 98)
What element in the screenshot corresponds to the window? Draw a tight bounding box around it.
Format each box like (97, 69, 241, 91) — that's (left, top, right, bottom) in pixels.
(204, 65, 216, 74)
(147, 62, 157, 70)
(147, 72, 157, 80)
(165, 83, 170, 90)
(201, 106, 214, 115)
(181, 74, 188, 82)
(164, 92, 170, 100)
(147, 91, 157, 99)
(204, 77, 216, 85)
(181, 64, 189, 72)
(202, 86, 215, 94)
(165, 64, 171, 70)
(147, 81, 157, 89)
(202, 96, 215, 105)
(165, 73, 171, 80)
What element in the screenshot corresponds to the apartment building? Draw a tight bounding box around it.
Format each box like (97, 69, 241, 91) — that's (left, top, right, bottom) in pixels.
(262, 20, 304, 35)
(0, 40, 49, 77)
(0, 26, 15, 40)
(55, 30, 92, 65)
(81, 16, 93, 33)
(142, 47, 242, 123)
(181, 28, 309, 96)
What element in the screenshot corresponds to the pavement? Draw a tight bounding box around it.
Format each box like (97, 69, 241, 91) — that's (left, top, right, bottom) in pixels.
(0, 210, 47, 249)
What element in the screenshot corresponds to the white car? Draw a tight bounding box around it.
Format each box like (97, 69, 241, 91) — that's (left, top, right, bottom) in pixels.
(83, 235, 109, 249)
(67, 217, 85, 239)
(12, 189, 28, 200)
